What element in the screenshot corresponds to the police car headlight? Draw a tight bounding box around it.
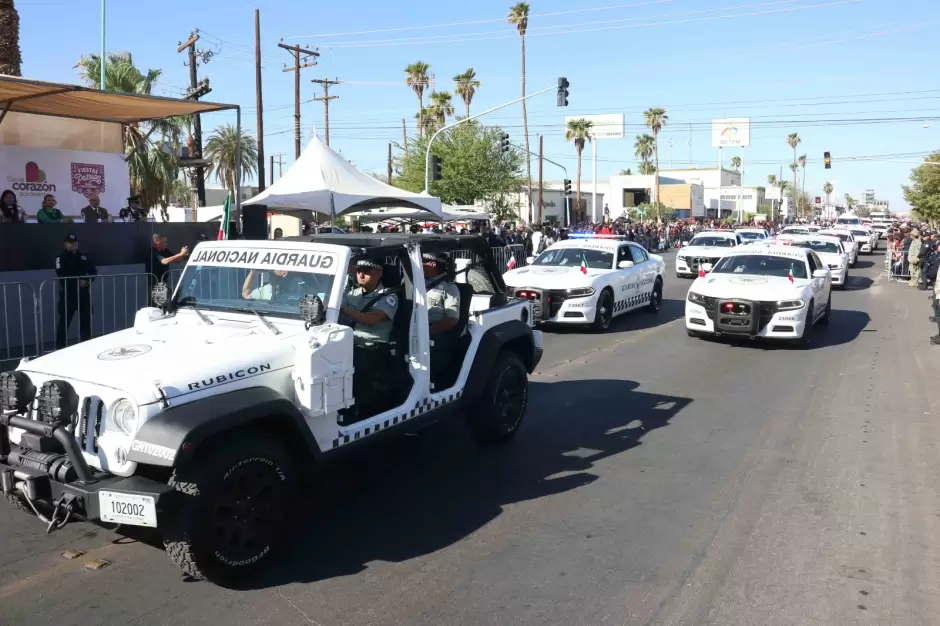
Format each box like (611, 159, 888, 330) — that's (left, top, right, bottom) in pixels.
(687, 291, 706, 304)
(565, 287, 595, 298)
(110, 399, 138, 436)
(776, 299, 805, 311)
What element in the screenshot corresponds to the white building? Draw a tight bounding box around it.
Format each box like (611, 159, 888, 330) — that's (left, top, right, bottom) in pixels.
(525, 180, 607, 225)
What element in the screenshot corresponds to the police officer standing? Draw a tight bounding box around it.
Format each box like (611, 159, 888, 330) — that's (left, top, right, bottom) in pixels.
(55, 234, 97, 349)
(422, 251, 461, 384)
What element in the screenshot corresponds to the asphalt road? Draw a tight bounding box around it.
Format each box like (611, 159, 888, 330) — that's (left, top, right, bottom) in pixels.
(3, 245, 940, 626)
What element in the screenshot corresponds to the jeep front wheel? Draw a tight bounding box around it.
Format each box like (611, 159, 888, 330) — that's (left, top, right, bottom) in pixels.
(467, 351, 529, 444)
(162, 432, 295, 585)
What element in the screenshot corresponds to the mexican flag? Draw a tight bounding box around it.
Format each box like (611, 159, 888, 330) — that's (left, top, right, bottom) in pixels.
(217, 194, 232, 241)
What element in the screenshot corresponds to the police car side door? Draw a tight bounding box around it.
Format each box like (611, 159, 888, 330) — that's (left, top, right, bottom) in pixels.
(627, 243, 653, 308)
(805, 252, 826, 317)
(612, 244, 637, 313)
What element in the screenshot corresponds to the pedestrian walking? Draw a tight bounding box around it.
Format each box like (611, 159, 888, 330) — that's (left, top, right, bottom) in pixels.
(55, 234, 96, 349)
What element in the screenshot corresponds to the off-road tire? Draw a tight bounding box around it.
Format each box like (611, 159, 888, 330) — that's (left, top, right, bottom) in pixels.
(591, 289, 614, 332)
(467, 351, 529, 444)
(162, 432, 296, 585)
(647, 278, 663, 313)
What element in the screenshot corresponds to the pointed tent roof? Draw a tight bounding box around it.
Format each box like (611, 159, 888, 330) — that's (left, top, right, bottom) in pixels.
(243, 136, 442, 218)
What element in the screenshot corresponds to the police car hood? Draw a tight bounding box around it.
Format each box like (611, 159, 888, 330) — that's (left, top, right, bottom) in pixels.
(17, 316, 297, 406)
(689, 272, 807, 301)
(503, 264, 608, 289)
(678, 245, 736, 258)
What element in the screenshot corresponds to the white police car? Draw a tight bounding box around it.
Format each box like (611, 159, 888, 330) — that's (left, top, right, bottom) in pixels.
(848, 227, 878, 253)
(685, 244, 832, 347)
(504, 235, 666, 331)
(676, 231, 743, 278)
(819, 228, 858, 266)
(780, 235, 849, 288)
(735, 228, 771, 245)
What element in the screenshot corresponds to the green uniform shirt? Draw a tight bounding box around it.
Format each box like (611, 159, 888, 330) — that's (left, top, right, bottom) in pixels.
(342, 284, 397, 343)
(37, 208, 64, 223)
(427, 280, 460, 324)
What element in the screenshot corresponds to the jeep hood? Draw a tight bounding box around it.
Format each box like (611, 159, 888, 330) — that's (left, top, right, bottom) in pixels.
(18, 316, 299, 405)
(503, 265, 606, 289)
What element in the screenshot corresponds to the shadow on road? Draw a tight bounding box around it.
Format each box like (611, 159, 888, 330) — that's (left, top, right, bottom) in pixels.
(196, 378, 690, 590)
(699, 309, 871, 351)
(543, 298, 685, 336)
(853, 259, 877, 270)
(845, 275, 874, 291)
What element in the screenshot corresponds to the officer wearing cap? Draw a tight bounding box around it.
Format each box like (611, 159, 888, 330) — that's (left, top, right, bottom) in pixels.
(119, 196, 146, 222)
(340, 258, 397, 344)
(55, 234, 97, 348)
(422, 252, 460, 335)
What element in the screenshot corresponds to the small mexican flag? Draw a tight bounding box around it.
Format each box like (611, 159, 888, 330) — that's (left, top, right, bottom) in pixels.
(217, 194, 232, 241)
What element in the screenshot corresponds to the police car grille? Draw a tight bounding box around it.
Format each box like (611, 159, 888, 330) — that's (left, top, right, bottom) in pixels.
(701, 295, 719, 320)
(757, 301, 778, 330)
(547, 290, 568, 317)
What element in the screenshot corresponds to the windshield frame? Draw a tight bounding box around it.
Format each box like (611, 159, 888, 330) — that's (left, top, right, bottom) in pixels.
(710, 252, 810, 279)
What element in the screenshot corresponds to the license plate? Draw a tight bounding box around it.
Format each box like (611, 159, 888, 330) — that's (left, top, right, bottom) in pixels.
(99, 491, 157, 527)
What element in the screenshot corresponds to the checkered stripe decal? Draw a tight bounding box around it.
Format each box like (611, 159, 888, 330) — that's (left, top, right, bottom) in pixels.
(615, 290, 652, 312)
(332, 390, 463, 449)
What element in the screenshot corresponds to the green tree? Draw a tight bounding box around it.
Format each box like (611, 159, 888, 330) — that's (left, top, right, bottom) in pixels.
(0, 0, 22, 76)
(823, 181, 834, 207)
(787, 133, 801, 216)
(855, 206, 871, 217)
(902, 152, 940, 225)
(405, 61, 431, 138)
(428, 91, 454, 126)
(565, 118, 593, 215)
(453, 68, 480, 118)
(204, 124, 258, 198)
(394, 121, 524, 212)
(620, 168, 633, 175)
(730, 156, 741, 171)
(844, 193, 855, 211)
(508, 2, 532, 221)
(634, 134, 654, 173)
(643, 108, 668, 219)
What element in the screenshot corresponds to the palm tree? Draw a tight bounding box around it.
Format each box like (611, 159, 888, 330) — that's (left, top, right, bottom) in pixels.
(565, 118, 593, 218)
(643, 108, 668, 219)
(844, 193, 855, 211)
(823, 181, 834, 208)
(798, 153, 807, 216)
(620, 168, 633, 175)
(508, 2, 532, 222)
(428, 91, 454, 126)
(730, 156, 741, 171)
(453, 68, 480, 118)
(767, 174, 778, 219)
(405, 62, 431, 137)
(634, 134, 655, 172)
(415, 106, 438, 135)
(787, 133, 801, 216)
(0, 1, 22, 76)
(204, 124, 258, 199)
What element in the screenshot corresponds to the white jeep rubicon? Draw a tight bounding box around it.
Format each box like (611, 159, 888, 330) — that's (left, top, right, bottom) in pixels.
(0, 234, 543, 584)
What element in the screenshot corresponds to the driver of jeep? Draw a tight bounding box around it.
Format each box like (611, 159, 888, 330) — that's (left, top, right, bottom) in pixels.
(339, 258, 397, 345)
(241, 269, 290, 301)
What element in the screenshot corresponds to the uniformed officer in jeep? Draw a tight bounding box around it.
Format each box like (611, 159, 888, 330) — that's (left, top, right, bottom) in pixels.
(422, 251, 461, 385)
(339, 258, 398, 343)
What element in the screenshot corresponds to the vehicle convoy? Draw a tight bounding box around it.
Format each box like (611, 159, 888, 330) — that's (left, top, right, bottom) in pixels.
(684, 244, 832, 347)
(675, 231, 743, 278)
(848, 226, 878, 253)
(784, 235, 850, 288)
(0, 234, 543, 584)
(819, 229, 858, 266)
(502, 236, 666, 331)
(734, 228, 771, 245)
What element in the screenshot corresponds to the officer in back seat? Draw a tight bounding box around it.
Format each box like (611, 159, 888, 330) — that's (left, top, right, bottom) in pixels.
(339, 258, 398, 344)
(422, 251, 461, 386)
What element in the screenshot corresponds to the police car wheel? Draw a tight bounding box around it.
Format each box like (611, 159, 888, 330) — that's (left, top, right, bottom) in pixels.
(820, 294, 831, 325)
(646, 279, 663, 313)
(791, 300, 814, 349)
(591, 290, 614, 332)
(467, 351, 528, 444)
(163, 432, 296, 583)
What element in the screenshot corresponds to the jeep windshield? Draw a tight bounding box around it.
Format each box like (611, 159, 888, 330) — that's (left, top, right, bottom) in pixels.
(533, 248, 613, 270)
(688, 237, 735, 247)
(171, 249, 339, 319)
(711, 254, 808, 279)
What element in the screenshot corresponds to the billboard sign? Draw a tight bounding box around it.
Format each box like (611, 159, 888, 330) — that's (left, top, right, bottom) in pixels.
(711, 118, 751, 148)
(564, 113, 624, 140)
(765, 187, 782, 201)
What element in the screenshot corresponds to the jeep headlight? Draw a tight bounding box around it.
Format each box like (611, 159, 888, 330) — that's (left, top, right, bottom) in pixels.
(687, 291, 706, 304)
(565, 287, 595, 298)
(110, 399, 138, 436)
(777, 299, 805, 311)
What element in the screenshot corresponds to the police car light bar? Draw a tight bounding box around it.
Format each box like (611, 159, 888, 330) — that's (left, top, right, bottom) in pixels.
(567, 233, 625, 239)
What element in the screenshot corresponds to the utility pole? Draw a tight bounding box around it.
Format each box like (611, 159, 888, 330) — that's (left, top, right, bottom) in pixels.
(537, 135, 544, 224)
(278, 40, 319, 160)
(269, 153, 285, 184)
(254, 9, 265, 191)
(178, 31, 213, 207)
(387, 143, 393, 183)
(401, 119, 407, 151)
(311, 78, 340, 146)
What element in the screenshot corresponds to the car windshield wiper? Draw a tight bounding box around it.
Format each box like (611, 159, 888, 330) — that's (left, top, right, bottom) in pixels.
(176, 296, 213, 325)
(230, 307, 281, 336)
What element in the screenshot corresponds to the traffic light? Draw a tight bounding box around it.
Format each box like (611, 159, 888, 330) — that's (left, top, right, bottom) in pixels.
(563, 179, 572, 196)
(500, 132, 510, 153)
(557, 77, 569, 107)
(431, 155, 443, 181)
(824, 151, 831, 169)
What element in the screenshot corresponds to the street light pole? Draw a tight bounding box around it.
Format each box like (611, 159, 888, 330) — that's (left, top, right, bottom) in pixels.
(424, 84, 555, 193)
(100, 0, 106, 90)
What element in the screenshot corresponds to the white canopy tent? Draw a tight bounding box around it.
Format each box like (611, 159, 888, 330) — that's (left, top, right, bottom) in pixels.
(242, 136, 443, 219)
(351, 205, 490, 223)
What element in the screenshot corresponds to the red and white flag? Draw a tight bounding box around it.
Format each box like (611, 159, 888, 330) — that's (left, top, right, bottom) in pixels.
(507, 254, 517, 270)
(580, 258, 588, 275)
(788, 267, 795, 283)
(698, 267, 706, 278)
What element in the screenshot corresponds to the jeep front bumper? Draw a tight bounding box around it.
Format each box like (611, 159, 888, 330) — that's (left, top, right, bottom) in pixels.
(1, 412, 175, 528)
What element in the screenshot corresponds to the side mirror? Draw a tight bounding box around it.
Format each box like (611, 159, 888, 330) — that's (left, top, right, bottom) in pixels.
(618, 260, 634, 269)
(701, 263, 713, 272)
(812, 269, 829, 278)
(525, 256, 535, 264)
(151, 283, 169, 308)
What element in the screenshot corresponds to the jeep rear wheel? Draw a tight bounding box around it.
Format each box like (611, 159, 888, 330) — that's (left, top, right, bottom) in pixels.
(162, 432, 295, 585)
(467, 351, 529, 444)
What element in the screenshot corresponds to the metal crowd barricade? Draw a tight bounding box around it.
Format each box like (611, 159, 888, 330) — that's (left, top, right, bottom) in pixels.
(36, 273, 157, 353)
(887, 249, 911, 281)
(0, 282, 40, 371)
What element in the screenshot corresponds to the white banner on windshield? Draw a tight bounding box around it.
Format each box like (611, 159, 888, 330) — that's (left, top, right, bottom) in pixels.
(190, 247, 339, 274)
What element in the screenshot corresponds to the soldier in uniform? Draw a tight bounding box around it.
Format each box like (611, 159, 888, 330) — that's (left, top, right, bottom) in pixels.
(422, 251, 461, 385)
(55, 234, 97, 348)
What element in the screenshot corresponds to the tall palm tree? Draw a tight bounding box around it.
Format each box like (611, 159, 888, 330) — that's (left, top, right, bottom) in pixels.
(428, 91, 454, 126)
(634, 134, 655, 172)
(204, 124, 259, 199)
(797, 153, 807, 217)
(767, 174, 778, 219)
(565, 118, 593, 217)
(453, 68, 480, 118)
(644, 108, 668, 219)
(844, 193, 855, 211)
(508, 2, 532, 222)
(405, 61, 431, 138)
(823, 181, 834, 208)
(0, 1, 22, 76)
(415, 106, 438, 135)
(787, 133, 801, 216)
(730, 156, 741, 171)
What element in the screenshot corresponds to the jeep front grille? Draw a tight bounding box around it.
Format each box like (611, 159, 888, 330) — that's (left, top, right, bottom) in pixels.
(78, 396, 103, 453)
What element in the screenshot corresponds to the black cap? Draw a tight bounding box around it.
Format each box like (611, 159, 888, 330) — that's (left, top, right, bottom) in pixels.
(127, 195, 140, 203)
(422, 251, 450, 265)
(64, 234, 78, 243)
(355, 258, 383, 270)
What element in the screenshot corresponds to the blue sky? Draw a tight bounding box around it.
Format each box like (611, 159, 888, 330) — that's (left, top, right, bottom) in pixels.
(19, 0, 940, 211)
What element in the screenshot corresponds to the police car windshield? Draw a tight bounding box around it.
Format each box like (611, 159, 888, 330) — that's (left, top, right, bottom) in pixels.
(689, 236, 735, 247)
(789, 240, 841, 254)
(736, 232, 763, 240)
(711, 254, 809, 279)
(533, 247, 614, 269)
(822, 232, 852, 242)
(850, 230, 869, 237)
(781, 228, 809, 235)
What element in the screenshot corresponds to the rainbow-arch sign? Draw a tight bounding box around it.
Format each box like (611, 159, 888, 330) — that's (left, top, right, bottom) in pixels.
(712, 118, 751, 148)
